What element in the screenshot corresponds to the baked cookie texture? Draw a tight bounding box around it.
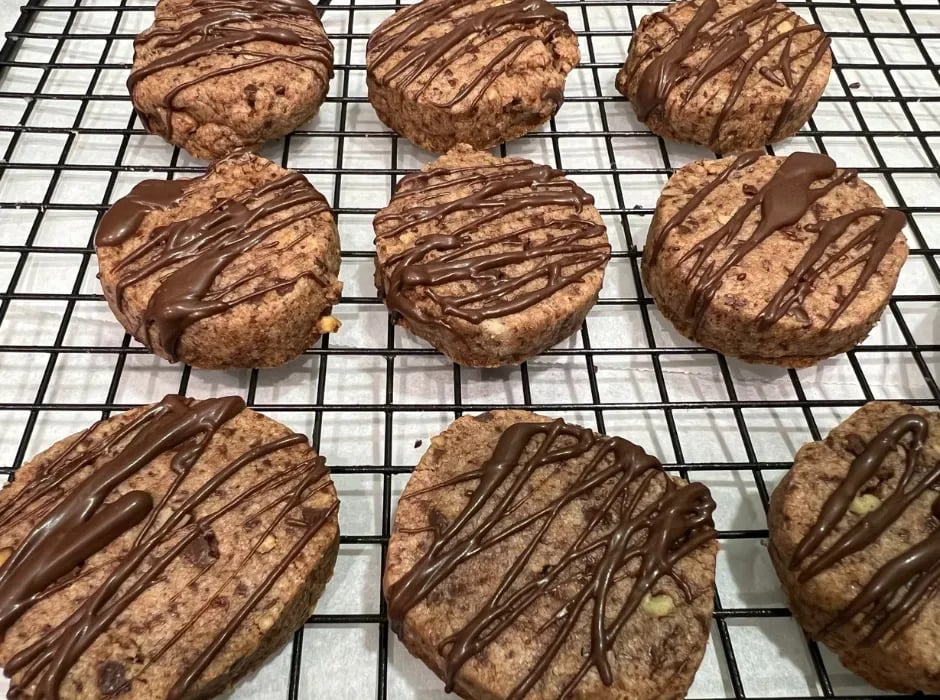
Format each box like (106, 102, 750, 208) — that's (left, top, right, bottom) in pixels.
(0, 395, 340, 700)
(642, 152, 908, 367)
(366, 0, 580, 152)
(129, 0, 334, 160)
(373, 145, 610, 367)
(95, 152, 342, 370)
(616, 0, 832, 153)
(768, 402, 940, 694)
(385, 410, 718, 699)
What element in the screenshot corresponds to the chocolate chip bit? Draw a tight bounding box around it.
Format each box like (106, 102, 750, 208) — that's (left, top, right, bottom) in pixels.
(95, 152, 342, 369)
(373, 145, 610, 367)
(0, 395, 340, 699)
(642, 151, 907, 367)
(366, 0, 580, 152)
(769, 402, 940, 694)
(616, 0, 831, 152)
(129, 0, 334, 159)
(385, 410, 718, 699)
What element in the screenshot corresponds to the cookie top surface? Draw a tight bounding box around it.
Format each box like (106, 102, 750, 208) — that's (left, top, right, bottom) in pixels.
(645, 152, 907, 337)
(771, 402, 940, 674)
(95, 153, 341, 364)
(618, 0, 831, 149)
(373, 145, 609, 337)
(0, 395, 339, 700)
(385, 410, 718, 699)
(366, 0, 578, 113)
(129, 0, 333, 155)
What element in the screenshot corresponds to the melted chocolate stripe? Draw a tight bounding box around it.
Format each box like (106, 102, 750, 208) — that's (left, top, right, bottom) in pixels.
(631, 0, 830, 142)
(376, 161, 609, 327)
(789, 413, 940, 644)
(367, 0, 571, 110)
(167, 462, 336, 700)
(648, 152, 904, 334)
(0, 396, 335, 698)
(97, 170, 331, 362)
(387, 419, 716, 697)
(128, 0, 332, 138)
(0, 396, 244, 636)
(756, 207, 906, 330)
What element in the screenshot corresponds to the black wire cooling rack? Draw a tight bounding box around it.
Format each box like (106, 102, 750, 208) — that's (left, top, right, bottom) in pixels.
(0, 0, 938, 698)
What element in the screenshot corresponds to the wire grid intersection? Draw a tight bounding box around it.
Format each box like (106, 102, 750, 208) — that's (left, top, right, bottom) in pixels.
(0, 0, 938, 698)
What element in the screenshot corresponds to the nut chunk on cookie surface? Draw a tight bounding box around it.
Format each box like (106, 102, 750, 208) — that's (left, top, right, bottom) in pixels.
(129, 0, 334, 159)
(373, 145, 610, 367)
(95, 153, 342, 370)
(366, 0, 580, 152)
(642, 151, 907, 367)
(385, 410, 718, 699)
(769, 402, 940, 694)
(616, 0, 831, 153)
(0, 395, 340, 700)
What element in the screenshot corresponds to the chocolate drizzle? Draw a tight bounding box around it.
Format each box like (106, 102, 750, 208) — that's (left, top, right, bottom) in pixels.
(367, 0, 572, 110)
(387, 419, 717, 697)
(628, 0, 831, 144)
(374, 160, 609, 327)
(0, 395, 336, 699)
(95, 167, 332, 362)
(647, 152, 905, 334)
(128, 0, 333, 139)
(788, 413, 940, 644)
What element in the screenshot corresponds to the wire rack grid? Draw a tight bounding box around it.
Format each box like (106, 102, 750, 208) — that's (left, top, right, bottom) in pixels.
(0, 0, 937, 698)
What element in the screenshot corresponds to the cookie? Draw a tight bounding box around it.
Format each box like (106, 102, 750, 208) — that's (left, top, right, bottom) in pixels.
(129, 0, 334, 160)
(615, 0, 831, 153)
(768, 402, 940, 694)
(95, 152, 342, 370)
(366, 0, 579, 152)
(385, 410, 718, 699)
(0, 395, 340, 700)
(373, 145, 610, 367)
(642, 151, 908, 367)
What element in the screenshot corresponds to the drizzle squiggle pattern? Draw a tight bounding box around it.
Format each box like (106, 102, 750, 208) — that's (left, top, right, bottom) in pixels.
(367, 0, 572, 109)
(788, 412, 940, 644)
(96, 167, 333, 361)
(647, 152, 905, 333)
(625, 0, 830, 143)
(128, 0, 333, 138)
(374, 160, 609, 327)
(0, 395, 337, 700)
(387, 419, 717, 698)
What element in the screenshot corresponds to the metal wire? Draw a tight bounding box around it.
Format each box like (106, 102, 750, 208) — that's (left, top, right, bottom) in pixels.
(0, 0, 937, 698)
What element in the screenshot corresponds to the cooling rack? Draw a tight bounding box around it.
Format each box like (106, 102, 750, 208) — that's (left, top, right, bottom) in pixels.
(0, 0, 937, 698)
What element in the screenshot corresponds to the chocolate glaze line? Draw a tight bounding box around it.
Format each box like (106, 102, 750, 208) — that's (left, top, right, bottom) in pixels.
(629, 0, 830, 142)
(756, 207, 906, 331)
(633, 0, 718, 120)
(647, 152, 904, 334)
(97, 169, 331, 362)
(96, 179, 190, 247)
(167, 462, 337, 700)
(0, 396, 243, 637)
(0, 395, 336, 699)
(367, 0, 571, 110)
(387, 419, 716, 698)
(374, 160, 609, 328)
(128, 0, 333, 138)
(647, 151, 760, 265)
(788, 413, 939, 644)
